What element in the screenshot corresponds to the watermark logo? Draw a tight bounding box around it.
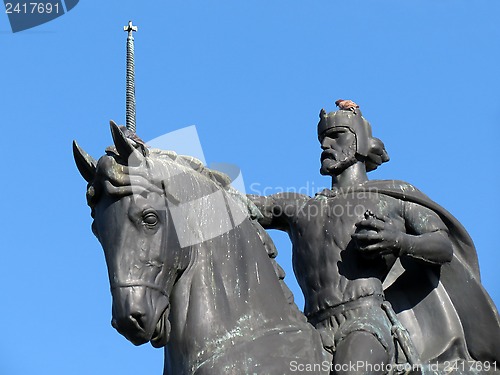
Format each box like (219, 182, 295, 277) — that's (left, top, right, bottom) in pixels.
(289, 360, 498, 374)
(4, 0, 79, 33)
(135, 125, 248, 248)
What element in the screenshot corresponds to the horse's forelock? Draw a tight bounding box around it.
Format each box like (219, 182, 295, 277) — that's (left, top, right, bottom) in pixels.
(86, 148, 232, 211)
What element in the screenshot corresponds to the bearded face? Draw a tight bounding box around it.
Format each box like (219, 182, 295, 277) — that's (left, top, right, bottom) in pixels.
(319, 128, 358, 176)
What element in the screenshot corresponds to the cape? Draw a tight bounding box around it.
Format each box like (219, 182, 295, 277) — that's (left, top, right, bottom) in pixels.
(350, 180, 500, 363)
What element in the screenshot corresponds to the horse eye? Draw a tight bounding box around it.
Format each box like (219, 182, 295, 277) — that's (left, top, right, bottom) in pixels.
(143, 212, 159, 226)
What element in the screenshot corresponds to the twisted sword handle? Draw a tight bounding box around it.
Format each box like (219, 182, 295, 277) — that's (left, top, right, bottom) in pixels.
(124, 21, 138, 133)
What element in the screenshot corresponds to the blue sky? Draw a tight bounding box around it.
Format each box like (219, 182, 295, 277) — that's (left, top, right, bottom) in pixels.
(1, 1, 499, 374)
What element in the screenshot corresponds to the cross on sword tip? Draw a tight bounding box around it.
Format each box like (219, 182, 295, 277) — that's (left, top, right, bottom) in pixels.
(123, 20, 138, 32)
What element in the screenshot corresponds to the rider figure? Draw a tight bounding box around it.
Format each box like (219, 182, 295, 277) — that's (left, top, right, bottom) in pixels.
(248, 104, 454, 374)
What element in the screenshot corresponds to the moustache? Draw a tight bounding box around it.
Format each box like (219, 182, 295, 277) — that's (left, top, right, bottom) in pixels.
(321, 150, 336, 161)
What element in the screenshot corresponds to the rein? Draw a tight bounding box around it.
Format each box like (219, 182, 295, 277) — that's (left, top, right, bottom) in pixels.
(111, 280, 170, 297)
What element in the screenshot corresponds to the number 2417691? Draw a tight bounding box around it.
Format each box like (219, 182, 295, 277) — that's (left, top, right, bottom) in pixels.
(5, 2, 60, 14)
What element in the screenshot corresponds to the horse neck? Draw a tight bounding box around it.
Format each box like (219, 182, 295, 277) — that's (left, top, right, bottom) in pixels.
(167, 219, 295, 371)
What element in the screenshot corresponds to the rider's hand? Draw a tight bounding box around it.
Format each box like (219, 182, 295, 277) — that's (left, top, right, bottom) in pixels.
(351, 215, 408, 258)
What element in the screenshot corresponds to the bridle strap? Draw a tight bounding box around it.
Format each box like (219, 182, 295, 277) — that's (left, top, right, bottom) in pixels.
(111, 281, 169, 297)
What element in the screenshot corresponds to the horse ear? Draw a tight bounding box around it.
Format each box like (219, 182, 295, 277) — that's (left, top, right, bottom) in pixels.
(73, 140, 97, 183)
(110, 120, 135, 158)
(110, 120, 144, 166)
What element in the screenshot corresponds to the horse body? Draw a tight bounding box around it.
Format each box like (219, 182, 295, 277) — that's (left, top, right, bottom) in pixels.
(74, 124, 328, 375)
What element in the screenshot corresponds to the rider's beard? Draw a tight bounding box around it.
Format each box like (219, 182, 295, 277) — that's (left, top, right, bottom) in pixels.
(320, 150, 358, 176)
(320, 156, 357, 176)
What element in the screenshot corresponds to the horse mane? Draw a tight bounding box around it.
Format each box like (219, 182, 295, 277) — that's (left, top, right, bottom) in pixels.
(86, 144, 252, 219)
(147, 148, 233, 190)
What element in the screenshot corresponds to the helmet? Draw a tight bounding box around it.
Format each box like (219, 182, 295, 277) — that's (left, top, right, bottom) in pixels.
(317, 108, 372, 158)
(317, 106, 389, 172)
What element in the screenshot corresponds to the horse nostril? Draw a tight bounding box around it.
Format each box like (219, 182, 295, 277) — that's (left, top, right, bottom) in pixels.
(130, 312, 147, 331)
(111, 318, 118, 329)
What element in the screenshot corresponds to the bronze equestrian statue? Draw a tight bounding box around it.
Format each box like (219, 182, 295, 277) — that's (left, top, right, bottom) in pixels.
(74, 104, 500, 374)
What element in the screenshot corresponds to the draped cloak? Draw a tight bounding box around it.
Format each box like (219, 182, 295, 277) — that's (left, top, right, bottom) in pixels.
(350, 180, 500, 364)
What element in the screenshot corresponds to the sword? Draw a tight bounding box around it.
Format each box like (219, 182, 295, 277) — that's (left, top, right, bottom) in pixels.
(124, 20, 138, 133)
(382, 301, 422, 374)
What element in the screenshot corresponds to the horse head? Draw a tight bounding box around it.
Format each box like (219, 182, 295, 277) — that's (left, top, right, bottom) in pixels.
(73, 123, 199, 348)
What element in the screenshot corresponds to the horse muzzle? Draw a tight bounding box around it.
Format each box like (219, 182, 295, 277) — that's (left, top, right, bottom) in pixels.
(110, 283, 170, 346)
